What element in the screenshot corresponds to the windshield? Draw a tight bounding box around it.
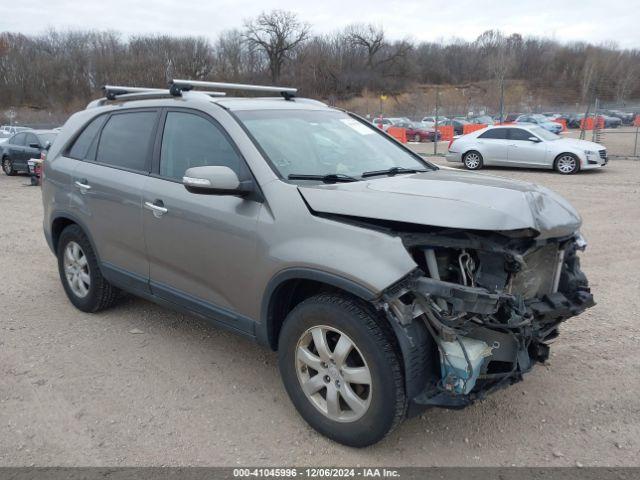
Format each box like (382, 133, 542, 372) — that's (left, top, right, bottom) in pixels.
(530, 126, 560, 141)
(235, 110, 433, 180)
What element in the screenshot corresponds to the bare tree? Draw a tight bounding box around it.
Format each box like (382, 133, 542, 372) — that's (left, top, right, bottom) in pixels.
(243, 10, 310, 83)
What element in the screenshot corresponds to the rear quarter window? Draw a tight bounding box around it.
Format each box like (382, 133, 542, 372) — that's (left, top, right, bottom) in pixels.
(68, 115, 107, 160)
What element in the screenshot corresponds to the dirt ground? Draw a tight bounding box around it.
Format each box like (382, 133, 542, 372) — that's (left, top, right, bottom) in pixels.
(1, 158, 639, 467)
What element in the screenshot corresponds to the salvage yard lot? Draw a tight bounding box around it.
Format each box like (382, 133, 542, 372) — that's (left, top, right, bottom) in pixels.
(1, 159, 639, 466)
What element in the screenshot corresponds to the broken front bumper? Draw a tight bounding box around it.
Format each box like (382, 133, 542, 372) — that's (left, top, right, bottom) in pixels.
(381, 232, 595, 411)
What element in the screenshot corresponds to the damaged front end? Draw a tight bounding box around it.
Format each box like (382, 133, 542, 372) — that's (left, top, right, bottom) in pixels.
(380, 228, 594, 410)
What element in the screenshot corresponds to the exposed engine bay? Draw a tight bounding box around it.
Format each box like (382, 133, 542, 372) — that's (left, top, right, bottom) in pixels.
(374, 225, 595, 410)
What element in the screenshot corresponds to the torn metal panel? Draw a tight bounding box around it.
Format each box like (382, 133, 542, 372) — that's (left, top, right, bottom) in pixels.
(379, 229, 594, 411)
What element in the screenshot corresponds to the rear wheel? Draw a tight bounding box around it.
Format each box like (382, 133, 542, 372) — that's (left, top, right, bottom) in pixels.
(463, 151, 483, 170)
(57, 225, 120, 312)
(2, 157, 16, 176)
(413, 134, 421, 142)
(554, 153, 579, 174)
(278, 294, 406, 447)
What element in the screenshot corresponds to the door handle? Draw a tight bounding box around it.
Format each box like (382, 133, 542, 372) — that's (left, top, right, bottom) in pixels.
(74, 180, 91, 191)
(144, 200, 168, 216)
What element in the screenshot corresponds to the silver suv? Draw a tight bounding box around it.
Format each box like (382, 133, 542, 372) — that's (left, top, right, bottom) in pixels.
(42, 81, 594, 447)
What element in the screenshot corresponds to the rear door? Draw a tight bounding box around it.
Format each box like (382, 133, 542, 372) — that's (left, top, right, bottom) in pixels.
(507, 128, 548, 167)
(476, 128, 510, 165)
(142, 108, 261, 332)
(24, 133, 42, 165)
(71, 109, 159, 293)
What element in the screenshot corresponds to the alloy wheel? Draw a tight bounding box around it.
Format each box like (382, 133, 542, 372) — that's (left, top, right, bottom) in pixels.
(295, 325, 372, 423)
(464, 152, 481, 169)
(63, 241, 91, 298)
(556, 155, 577, 174)
(2, 158, 12, 174)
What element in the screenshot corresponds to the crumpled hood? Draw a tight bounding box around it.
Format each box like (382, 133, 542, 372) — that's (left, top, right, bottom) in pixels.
(298, 170, 582, 239)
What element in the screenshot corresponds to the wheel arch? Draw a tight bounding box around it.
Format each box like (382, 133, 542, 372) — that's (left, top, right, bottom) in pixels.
(553, 151, 582, 171)
(50, 213, 101, 263)
(258, 268, 378, 351)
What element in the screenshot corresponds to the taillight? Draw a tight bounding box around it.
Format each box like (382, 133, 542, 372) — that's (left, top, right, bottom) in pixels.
(448, 139, 455, 150)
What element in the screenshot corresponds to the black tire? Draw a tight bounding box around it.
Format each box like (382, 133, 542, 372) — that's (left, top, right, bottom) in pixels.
(463, 150, 483, 170)
(2, 156, 16, 176)
(278, 293, 406, 447)
(413, 134, 421, 143)
(57, 224, 120, 313)
(554, 153, 580, 174)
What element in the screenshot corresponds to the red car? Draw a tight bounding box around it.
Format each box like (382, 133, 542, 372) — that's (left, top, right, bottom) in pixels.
(391, 119, 441, 142)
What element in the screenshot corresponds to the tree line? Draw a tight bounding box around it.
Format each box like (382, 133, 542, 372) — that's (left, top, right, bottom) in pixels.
(0, 10, 638, 115)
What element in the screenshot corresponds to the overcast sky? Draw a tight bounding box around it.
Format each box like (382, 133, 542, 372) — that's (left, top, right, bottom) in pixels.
(3, 0, 640, 48)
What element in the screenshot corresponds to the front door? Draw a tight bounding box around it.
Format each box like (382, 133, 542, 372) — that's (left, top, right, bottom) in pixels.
(507, 128, 548, 167)
(142, 109, 261, 333)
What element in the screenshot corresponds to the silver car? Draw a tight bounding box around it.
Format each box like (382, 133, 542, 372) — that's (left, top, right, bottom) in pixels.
(446, 125, 607, 174)
(42, 81, 594, 447)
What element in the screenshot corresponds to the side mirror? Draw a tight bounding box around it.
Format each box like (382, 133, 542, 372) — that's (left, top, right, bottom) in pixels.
(183, 166, 252, 196)
(44, 141, 52, 151)
(528, 136, 541, 142)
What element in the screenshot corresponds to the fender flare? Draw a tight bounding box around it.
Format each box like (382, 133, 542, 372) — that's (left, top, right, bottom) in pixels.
(257, 267, 378, 348)
(48, 211, 101, 263)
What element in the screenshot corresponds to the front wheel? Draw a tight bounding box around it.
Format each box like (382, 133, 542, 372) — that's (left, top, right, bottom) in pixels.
(463, 151, 483, 170)
(413, 134, 421, 142)
(2, 157, 16, 176)
(554, 153, 579, 174)
(278, 294, 406, 447)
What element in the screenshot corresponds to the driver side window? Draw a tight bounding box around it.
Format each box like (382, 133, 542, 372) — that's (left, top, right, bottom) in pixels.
(509, 128, 536, 141)
(159, 111, 242, 181)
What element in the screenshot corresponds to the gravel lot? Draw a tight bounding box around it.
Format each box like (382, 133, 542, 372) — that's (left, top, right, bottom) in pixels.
(1, 158, 639, 467)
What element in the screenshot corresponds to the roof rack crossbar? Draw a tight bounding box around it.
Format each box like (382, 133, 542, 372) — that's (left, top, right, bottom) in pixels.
(103, 85, 226, 100)
(170, 79, 297, 98)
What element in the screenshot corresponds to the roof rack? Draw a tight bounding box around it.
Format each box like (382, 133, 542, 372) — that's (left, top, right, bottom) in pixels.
(170, 79, 297, 100)
(103, 85, 226, 100)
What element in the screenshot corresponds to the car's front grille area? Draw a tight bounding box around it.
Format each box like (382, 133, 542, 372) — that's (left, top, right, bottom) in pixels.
(510, 244, 561, 299)
(599, 149, 607, 159)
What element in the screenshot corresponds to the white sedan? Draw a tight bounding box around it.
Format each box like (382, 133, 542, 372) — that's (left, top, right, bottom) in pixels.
(446, 125, 607, 174)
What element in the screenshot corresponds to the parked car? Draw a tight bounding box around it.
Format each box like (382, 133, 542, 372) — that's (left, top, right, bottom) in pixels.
(0, 131, 11, 144)
(504, 113, 521, 123)
(439, 118, 470, 135)
(515, 114, 563, 134)
(387, 119, 440, 142)
(1, 130, 58, 175)
(372, 117, 392, 131)
(421, 115, 449, 126)
(43, 81, 594, 447)
(0, 125, 32, 135)
(446, 124, 607, 174)
(598, 114, 622, 128)
(603, 110, 635, 125)
(469, 115, 494, 125)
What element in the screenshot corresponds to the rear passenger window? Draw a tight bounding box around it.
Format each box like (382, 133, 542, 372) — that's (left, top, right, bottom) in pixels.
(159, 111, 242, 180)
(69, 115, 107, 160)
(96, 112, 157, 172)
(478, 128, 508, 140)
